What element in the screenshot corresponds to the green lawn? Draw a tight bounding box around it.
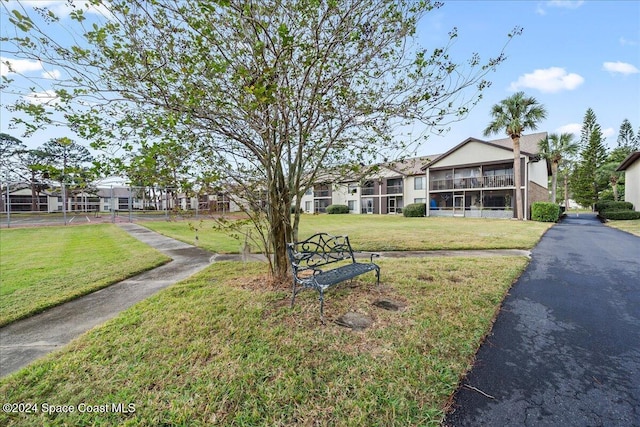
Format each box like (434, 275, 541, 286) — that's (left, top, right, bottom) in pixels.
(0, 224, 170, 326)
(605, 219, 640, 236)
(143, 214, 552, 253)
(0, 216, 551, 425)
(0, 257, 529, 426)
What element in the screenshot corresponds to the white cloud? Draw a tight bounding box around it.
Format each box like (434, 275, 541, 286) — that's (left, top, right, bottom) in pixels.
(536, 1, 584, 15)
(546, 1, 584, 9)
(16, 0, 110, 16)
(24, 90, 60, 106)
(556, 123, 582, 135)
(602, 128, 615, 139)
(509, 67, 585, 93)
(0, 56, 43, 76)
(619, 37, 638, 46)
(602, 61, 639, 75)
(556, 124, 615, 139)
(42, 69, 62, 80)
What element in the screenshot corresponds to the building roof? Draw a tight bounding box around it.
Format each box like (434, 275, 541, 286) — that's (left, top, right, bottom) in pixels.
(487, 131, 548, 156)
(382, 155, 442, 176)
(422, 131, 548, 170)
(616, 151, 640, 171)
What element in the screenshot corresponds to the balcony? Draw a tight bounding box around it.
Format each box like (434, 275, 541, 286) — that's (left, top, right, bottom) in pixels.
(361, 187, 377, 196)
(313, 190, 331, 198)
(385, 185, 403, 194)
(429, 174, 514, 191)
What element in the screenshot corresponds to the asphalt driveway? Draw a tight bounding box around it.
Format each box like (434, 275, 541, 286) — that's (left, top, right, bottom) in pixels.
(445, 213, 640, 426)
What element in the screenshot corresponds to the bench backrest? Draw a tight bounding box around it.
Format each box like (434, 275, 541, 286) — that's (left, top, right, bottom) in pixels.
(286, 233, 355, 272)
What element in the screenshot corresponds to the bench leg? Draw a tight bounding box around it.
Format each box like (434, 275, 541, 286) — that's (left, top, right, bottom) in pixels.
(319, 289, 325, 325)
(291, 281, 297, 308)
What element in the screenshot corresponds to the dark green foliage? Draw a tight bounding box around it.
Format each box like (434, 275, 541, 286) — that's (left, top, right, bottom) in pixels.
(600, 210, 640, 220)
(403, 203, 426, 217)
(326, 204, 349, 214)
(531, 202, 561, 222)
(595, 201, 634, 213)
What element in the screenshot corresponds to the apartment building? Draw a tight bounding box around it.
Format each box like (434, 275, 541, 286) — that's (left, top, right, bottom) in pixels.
(300, 132, 550, 219)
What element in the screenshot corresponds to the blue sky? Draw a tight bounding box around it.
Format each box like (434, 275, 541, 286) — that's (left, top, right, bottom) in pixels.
(417, 0, 640, 155)
(1, 0, 639, 157)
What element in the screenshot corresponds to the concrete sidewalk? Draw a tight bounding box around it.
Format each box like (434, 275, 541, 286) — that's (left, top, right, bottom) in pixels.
(0, 223, 214, 377)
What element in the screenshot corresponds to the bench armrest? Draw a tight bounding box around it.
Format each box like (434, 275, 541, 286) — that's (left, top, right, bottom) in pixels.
(354, 251, 380, 263)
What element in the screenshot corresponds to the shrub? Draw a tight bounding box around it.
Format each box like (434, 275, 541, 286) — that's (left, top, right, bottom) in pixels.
(403, 203, 426, 217)
(326, 204, 350, 214)
(600, 210, 640, 220)
(531, 202, 561, 222)
(595, 201, 634, 213)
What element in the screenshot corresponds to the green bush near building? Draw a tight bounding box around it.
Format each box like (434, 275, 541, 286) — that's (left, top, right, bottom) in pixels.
(595, 201, 634, 213)
(403, 203, 426, 217)
(595, 200, 639, 220)
(531, 202, 561, 222)
(326, 204, 350, 214)
(600, 210, 640, 220)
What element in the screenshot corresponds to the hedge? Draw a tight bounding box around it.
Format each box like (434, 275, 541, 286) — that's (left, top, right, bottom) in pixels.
(403, 203, 426, 217)
(595, 201, 634, 213)
(326, 204, 350, 214)
(600, 210, 640, 220)
(531, 202, 561, 222)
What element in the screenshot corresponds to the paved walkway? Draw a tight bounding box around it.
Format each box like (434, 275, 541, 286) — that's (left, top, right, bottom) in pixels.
(445, 213, 640, 426)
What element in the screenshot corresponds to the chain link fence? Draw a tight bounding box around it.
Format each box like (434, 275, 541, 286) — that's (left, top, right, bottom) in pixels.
(1, 182, 237, 228)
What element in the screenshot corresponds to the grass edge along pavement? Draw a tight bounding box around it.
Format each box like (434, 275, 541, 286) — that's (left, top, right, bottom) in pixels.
(0, 224, 170, 327)
(605, 218, 640, 236)
(0, 256, 529, 426)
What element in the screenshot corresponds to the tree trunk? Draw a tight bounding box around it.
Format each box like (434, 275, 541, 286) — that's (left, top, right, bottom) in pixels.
(564, 173, 569, 211)
(512, 136, 524, 220)
(30, 170, 38, 211)
(550, 162, 558, 203)
(267, 167, 293, 281)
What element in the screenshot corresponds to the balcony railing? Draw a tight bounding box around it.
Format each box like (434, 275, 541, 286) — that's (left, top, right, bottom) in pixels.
(385, 185, 403, 194)
(313, 190, 331, 198)
(361, 187, 377, 195)
(429, 174, 514, 191)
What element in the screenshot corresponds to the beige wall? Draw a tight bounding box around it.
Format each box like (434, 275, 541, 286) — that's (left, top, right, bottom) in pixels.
(432, 141, 513, 167)
(528, 160, 549, 188)
(625, 161, 640, 210)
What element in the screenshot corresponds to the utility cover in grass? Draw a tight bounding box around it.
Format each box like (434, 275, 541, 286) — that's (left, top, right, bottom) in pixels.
(373, 299, 404, 311)
(335, 312, 372, 330)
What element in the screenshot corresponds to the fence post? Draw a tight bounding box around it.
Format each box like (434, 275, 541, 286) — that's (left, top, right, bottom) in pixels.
(62, 181, 67, 226)
(6, 181, 10, 228)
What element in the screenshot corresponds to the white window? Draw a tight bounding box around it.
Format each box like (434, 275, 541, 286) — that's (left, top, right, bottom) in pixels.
(348, 200, 356, 211)
(414, 198, 426, 204)
(414, 176, 425, 190)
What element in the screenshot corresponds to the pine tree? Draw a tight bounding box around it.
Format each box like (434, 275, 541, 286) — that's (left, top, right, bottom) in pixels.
(570, 109, 608, 209)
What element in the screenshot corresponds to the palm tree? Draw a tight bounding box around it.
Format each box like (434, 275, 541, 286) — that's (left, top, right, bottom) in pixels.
(484, 92, 547, 220)
(538, 132, 579, 204)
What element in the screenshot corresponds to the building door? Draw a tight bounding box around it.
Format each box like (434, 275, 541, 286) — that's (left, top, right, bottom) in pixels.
(454, 195, 464, 217)
(363, 198, 374, 214)
(388, 197, 396, 214)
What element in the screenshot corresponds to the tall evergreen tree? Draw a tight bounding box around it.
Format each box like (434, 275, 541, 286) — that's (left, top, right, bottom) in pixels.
(571, 109, 608, 209)
(615, 119, 639, 151)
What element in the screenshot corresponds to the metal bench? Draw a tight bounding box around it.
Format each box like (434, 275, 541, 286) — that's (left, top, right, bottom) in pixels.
(286, 233, 380, 322)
